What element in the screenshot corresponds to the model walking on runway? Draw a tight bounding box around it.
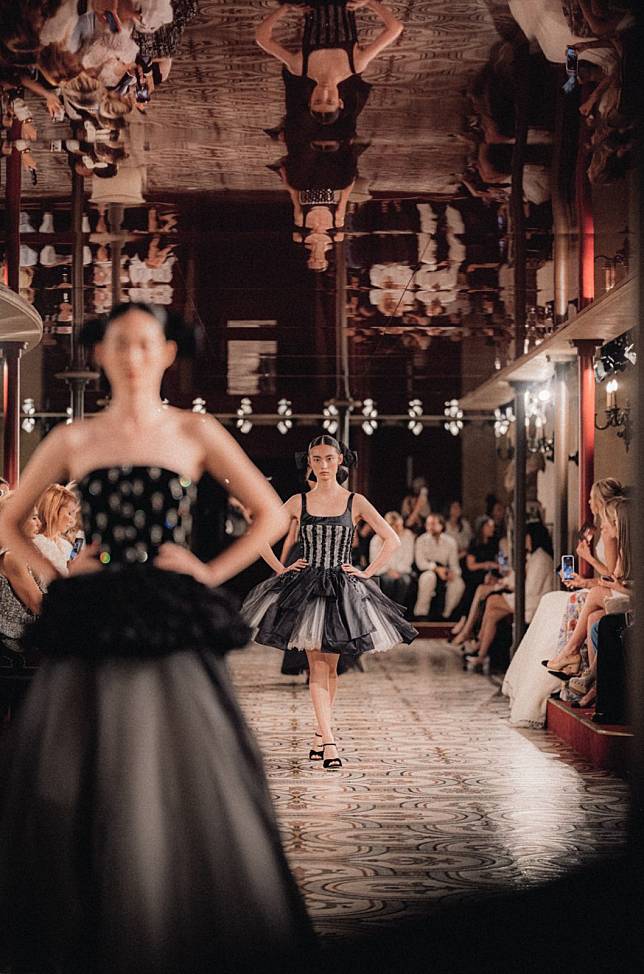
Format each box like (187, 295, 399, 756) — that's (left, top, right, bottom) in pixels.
(0, 303, 312, 974)
(242, 435, 417, 769)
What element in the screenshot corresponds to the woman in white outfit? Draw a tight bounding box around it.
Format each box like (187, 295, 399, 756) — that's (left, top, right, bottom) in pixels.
(502, 478, 623, 726)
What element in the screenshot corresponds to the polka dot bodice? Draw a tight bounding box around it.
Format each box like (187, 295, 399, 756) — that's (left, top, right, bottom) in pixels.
(78, 466, 197, 568)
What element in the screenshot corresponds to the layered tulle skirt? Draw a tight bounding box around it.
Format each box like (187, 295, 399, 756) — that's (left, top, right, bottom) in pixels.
(242, 566, 418, 658)
(0, 568, 312, 973)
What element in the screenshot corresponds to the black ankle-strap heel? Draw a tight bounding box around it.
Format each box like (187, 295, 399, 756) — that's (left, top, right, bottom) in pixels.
(322, 743, 342, 770)
(309, 732, 324, 761)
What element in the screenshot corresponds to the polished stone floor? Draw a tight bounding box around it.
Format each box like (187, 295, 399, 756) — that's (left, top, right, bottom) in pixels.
(228, 639, 630, 940)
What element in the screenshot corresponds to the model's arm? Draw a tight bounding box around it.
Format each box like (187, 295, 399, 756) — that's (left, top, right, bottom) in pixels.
(279, 515, 299, 563)
(2, 552, 43, 614)
(255, 6, 301, 72)
(156, 416, 290, 586)
(352, 1, 403, 72)
(0, 425, 72, 585)
(344, 494, 399, 578)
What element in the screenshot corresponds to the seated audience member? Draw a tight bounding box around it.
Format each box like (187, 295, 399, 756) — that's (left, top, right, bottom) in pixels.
(552, 495, 631, 704)
(0, 493, 44, 720)
(451, 516, 500, 642)
(444, 499, 473, 559)
(413, 513, 464, 620)
(401, 477, 431, 534)
(465, 522, 554, 670)
(34, 483, 78, 576)
(545, 495, 630, 677)
(501, 477, 624, 727)
(0, 493, 43, 636)
(369, 511, 415, 605)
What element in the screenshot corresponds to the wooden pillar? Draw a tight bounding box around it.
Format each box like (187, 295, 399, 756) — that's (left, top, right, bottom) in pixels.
(552, 360, 571, 569)
(576, 134, 595, 309)
(511, 42, 529, 359)
(573, 340, 600, 542)
(510, 381, 528, 654)
(3, 125, 23, 484)
(1, 344, 25, 488)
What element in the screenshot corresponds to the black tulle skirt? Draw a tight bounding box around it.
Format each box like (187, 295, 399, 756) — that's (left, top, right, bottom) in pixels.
(242, 565, 418, 658)
(0, 568, 312, 973)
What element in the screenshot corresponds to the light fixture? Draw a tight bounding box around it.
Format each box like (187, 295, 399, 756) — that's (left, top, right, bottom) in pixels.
(277, 398, 293, 435)
(191, 397, 207, 414)
(443, 399, 463, 437)
(236, 397, 253, 434)
(323, 401, 339, 435)
(361, 397, 378, 436)
(594, 331, 636, 382)
(595, 378, 632, 452)
(407, 398, 423, 436)
(493, 405, 515, 438)
(21, 397, 36, 433)
(65, 406, 73, 425)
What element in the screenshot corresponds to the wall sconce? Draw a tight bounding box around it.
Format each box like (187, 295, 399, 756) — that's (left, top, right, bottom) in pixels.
(595, 379, 632, 452)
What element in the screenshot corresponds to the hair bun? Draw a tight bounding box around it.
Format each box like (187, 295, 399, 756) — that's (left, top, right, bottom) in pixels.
(294, 451, 309, 472)
(339, 443, 358, 469)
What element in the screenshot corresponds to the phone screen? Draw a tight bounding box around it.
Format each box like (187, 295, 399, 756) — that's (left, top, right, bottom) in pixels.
(561, 555, 574, 581)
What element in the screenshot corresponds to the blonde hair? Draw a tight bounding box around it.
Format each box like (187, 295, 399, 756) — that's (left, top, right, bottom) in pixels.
(385, 511, 403, 528)
(37, 484, 77, 539)
(604, 496, 631, 582)
(591, 478, 623, 521)
(38, 43, 83, 83)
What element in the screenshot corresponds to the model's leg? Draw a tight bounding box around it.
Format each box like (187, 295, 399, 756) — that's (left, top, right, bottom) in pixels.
(476, 594, 513, 660)
(414, 570, 437, 617)
(306, 649, 340, 748)
(548, 587, 609, 666)
(443, 576, 466, 619)
(453, 583, 495, 645)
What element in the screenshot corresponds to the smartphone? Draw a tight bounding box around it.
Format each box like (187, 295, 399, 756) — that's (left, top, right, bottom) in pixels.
(104, 10, 119, 32)
(565, 46, 577, 74)
(561, 555, 575, 582)
(69, 536, 84, 561)
(135, 82, 150, 104)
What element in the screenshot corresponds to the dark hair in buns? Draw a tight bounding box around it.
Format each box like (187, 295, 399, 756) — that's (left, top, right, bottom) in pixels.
(295, 434, 358, 484)
(79, 302, 194, 355)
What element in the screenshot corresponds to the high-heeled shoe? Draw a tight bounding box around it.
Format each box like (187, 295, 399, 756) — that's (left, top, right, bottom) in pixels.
(541, 653, 581, 673)
(322, 743, 342, 771)
(544, 661, 581, 680)
(309, 732, 324, 761)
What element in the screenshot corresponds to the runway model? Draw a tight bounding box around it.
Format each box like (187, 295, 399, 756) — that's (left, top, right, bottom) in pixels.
(242, 435, 417, 769)
(257, 1, 403, 123)
(0, 303, 312, 974)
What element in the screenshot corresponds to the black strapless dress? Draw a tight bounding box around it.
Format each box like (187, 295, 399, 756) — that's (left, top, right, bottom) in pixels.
(0, 466, 312, 974)
(242, 493, 418, 659)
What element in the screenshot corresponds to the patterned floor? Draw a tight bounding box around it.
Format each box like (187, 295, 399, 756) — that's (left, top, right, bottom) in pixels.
(228, 639, 630, 939)
(26, 0, 516, 197)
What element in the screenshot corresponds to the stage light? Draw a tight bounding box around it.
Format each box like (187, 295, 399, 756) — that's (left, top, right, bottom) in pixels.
(361, 398, 378, 436)
(323, 401, 339, 435)
(21, 398, 36, 433)
(443, 399, 463, 437)
(537, 387, 551, 403)
(236, 397, 253, 434)
(191, 397, 207, 414)
(277, 398, 293, 434)
(407, 399, 423, 436)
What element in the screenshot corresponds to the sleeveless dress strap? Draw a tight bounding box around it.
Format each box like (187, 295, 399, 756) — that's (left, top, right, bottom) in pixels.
(346, 42, 357, 74)
(346, 492, 355, 518)
(300, 492, 308, 515)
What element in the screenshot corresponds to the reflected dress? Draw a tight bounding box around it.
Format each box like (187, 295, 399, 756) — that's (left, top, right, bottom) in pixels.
(243, 492, 417, 659)
(0, 466, 312, 974)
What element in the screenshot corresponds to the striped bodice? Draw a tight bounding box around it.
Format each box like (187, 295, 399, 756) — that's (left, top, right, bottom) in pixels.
(299, 492, 354, 569)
